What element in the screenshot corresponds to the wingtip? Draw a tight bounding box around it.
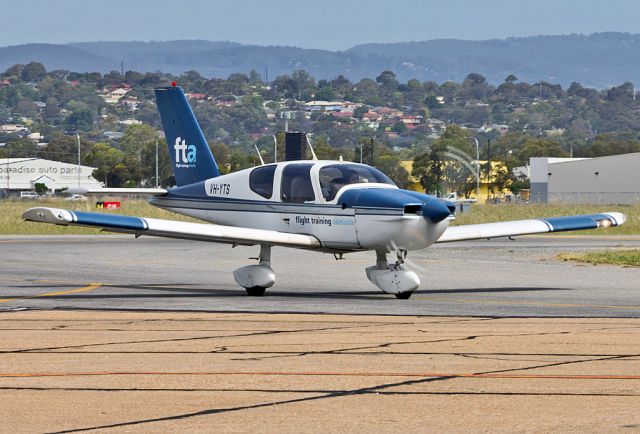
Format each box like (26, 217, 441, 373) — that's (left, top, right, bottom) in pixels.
(605, 212, 627, 226)
(22, 207, 74, 225)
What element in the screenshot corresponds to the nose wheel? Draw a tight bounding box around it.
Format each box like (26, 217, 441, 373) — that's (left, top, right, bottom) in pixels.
(245, 286, 267, 297)
(366, 250, 420, 299)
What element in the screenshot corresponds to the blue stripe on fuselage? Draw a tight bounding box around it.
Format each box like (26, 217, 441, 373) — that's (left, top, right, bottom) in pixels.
(156, 186, 448, 217)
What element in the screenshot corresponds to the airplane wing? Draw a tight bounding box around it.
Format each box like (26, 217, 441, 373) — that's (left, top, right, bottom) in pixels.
(437, 212, 626, 243)
(66, 187, 168, 195)
(22, 207, 320, 249)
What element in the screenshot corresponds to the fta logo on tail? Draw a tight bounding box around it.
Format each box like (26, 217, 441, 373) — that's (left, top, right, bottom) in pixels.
(173, 137, 197, 168)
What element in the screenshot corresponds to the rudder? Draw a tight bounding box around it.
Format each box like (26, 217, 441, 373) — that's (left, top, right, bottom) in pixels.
(155, 86, 220, 186)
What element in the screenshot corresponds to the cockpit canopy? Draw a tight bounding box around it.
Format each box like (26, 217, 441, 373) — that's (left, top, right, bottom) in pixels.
(318, 164, 395, 201)
(249, 162, 396, 204)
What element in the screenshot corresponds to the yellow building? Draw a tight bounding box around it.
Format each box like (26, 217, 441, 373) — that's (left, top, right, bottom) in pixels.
(400, 160, 513, 203)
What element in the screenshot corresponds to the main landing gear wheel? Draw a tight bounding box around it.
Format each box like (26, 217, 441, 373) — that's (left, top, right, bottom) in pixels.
(395, 291, 413, 299)
(233, 245, 275, 296)
(245, 286, 267, 297)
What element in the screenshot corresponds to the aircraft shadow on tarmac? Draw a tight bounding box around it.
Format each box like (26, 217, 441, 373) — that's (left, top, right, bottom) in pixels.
(6, 283, 570, 302)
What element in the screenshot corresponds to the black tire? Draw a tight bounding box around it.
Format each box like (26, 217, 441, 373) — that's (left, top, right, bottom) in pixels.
(245, 286, 267, 296)
(395, 291, 413, 299)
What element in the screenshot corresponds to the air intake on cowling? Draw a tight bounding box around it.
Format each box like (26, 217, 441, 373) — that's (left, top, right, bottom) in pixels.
(285, 132, 308, 161)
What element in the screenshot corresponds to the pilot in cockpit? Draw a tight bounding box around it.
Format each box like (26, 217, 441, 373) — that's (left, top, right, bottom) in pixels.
(323, 168, 369, 201)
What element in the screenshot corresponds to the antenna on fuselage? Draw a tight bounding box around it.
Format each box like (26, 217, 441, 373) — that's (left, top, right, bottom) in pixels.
(254, 144, 265, 166)
(306, 134, 318, 161)
(272, 135, 277, 163)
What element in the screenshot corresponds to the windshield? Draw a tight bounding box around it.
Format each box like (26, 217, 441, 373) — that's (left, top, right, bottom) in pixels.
(319, 164, 395, 201)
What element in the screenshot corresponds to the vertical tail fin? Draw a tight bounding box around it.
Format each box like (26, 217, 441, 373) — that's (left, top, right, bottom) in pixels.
(155, 86, 220, 186)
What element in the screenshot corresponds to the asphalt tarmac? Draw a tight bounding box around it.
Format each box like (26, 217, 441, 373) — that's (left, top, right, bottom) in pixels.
(2, 235, 639, 432)
(1, 311, 639, 433)
(1, 235, 639, 317)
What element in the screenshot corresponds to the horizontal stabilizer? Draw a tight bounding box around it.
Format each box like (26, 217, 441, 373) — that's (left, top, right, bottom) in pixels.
(437, 212, 626, 243)
(22, 207, 320, 249)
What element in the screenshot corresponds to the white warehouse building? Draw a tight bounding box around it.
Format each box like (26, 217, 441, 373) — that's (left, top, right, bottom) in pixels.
(530, 153, 640, 204)
(0, 158, 103, 195)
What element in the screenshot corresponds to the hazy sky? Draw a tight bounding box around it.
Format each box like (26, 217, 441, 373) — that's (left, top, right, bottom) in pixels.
(4, 0, 640, 50)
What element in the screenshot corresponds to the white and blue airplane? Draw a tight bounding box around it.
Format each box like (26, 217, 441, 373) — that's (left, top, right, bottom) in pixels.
(23, 85, 627, 299)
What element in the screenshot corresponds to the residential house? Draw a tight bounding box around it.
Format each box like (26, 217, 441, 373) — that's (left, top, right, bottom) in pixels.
(102, 87, 131, 104)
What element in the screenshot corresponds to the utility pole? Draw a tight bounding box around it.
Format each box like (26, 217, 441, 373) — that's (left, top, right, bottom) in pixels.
(4, 144, 10, 193)
(371, 138, 375, 166)
(486, 139, 491, 201)
(472, 137, 480, 201)
(76, 133, 81, 187)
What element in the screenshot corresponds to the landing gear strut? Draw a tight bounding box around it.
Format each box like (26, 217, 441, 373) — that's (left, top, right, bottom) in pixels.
(233, 245, 275, 296)
(366, 250, 420, 299)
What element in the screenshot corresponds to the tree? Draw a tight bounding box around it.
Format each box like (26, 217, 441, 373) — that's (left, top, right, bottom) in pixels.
(34, 182, 48, 196)
(375, 154, 409, 189)
(3, 64, 24, 78)
(120, 124, 158, 159)
(412, 141, 447, 195)
(66, 107, 94, 131)
(376, 71, 399, 92)
(352, 79, 382, 106)
(391, 121, 407, 134)
(461, 73, 491, 101)
(39, 134, 92, 164)
(315, 80, 336, 101)
(404, 78, 425, 111)
(20, 62, 46, 82)
(330, 75, 353, 99)
(311, 136, 342, 161)
(411, 125, 477, 196)
(588, 133, 640, 157)
(84, 143, 141, 187)
(353, 105, 368, 119)
(139, 138, 172, 186)
(15, 97, 39, 117)
(291, 70, 316, 100)
(516, 137, 568, 165)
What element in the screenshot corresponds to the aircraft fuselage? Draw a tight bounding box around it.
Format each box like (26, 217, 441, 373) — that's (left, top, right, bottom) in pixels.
(149, 161, 453, 253)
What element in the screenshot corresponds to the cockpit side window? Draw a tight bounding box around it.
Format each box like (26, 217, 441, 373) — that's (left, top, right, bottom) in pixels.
(319, 164, 396, 201)
(249, 165, 276, 199)
(281, 163, 315, 203)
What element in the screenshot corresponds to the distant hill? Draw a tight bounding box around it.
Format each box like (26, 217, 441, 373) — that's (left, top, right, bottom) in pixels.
(0, 43, 114, 72)
(2, 33, 640, 87)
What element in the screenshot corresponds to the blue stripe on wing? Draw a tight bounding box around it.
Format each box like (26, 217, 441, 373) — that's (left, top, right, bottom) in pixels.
(540, 213, 612, 232)
(71, 211, 148, 231)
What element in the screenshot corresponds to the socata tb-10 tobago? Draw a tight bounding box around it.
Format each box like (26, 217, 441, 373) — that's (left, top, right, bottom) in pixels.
(23, 85, 626, 299)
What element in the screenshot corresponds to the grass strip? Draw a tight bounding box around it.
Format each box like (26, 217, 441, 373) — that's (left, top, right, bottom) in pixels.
(453, 204, 640, 235)
(558, 249, 640, 267)
(0, 198, 198, 235)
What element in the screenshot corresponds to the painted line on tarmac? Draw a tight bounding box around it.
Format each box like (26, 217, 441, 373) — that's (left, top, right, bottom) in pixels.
(0, 283, 102, 303)
(0, 370, 639, 380)
(414, 296, 640, 310)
